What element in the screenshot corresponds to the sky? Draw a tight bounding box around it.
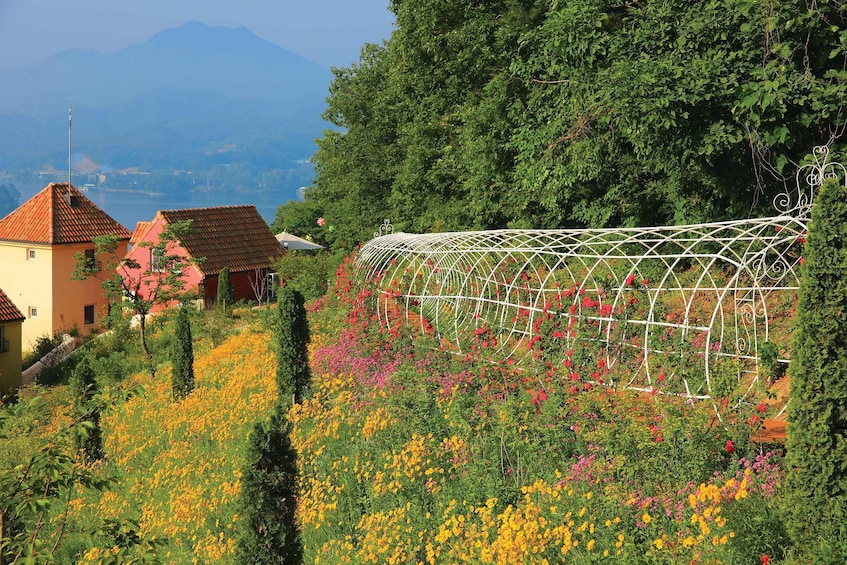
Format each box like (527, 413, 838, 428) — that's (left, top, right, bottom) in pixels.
(0, 0, 396, 69)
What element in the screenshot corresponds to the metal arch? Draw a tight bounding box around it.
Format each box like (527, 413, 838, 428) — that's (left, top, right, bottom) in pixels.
(355, 148, 844, 405)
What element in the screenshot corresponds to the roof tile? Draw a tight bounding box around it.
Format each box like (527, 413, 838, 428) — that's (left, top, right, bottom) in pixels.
(158, 205, 283, 276)
(0, 287, 24, 323)
(0, 183, 131, 244)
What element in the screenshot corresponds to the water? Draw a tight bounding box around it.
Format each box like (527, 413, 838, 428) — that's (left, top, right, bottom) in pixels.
(15, 181, 294, 231)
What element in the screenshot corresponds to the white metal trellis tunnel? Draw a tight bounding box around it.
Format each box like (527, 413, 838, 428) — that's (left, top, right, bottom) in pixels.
(356, 147, 846, 409)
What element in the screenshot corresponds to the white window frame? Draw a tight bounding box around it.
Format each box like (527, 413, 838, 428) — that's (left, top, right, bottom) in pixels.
(150, 248, 165, 272)
(28, 306, 38, 319)
(27, 249, 36, 260)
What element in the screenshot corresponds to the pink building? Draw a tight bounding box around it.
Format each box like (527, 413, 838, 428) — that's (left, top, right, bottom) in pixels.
(124, 205, 284, 310)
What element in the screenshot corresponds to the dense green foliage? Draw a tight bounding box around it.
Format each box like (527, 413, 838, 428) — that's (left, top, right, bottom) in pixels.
(0, 183, 19, 219)
(69, 355, 103, 463)
(74, 219, 197, 361)
(272, 251, 331, 302)
(171, 307, 195, 400)
(785, 177, 847, 554)
(293, 0, 847, 253)
(235, 405, 301, 565)
(274, 288, 311, 403)
(217, 266, 236, 309)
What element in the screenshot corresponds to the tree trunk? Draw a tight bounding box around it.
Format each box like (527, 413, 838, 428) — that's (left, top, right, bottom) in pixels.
(1, 509, 6, 565)
(139, 312, 151, 361)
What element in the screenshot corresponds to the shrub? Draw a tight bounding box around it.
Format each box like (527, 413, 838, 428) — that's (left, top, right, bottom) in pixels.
(785, 177, 847, 551)
(171, 307, 195, 400)
(275, 288, 310, 403)
(217, 266, 236, 310)
(22, 332, 66, 371)
(274, 251, 329, 302)
(69, 354, 103, 462)
(236, 405, 301, 564)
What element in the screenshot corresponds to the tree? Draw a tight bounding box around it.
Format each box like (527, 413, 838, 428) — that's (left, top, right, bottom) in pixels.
(0, 183, 19, 219)
(73, 219, 197, 362)
(68, 354, 103, 463)
(0, 394, 111, 564)
(275, 287, 310, 403)
(785, 176, 847, 549)
(302, 0, 846, 256)
(235, 406, 301, 564)
(171, 307, 195, 400)
(217, 266, 235, 310)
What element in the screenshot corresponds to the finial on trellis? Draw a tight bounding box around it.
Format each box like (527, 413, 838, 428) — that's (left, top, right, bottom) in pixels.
(775, 146, 847, 217)
(374, 219, 393, 238)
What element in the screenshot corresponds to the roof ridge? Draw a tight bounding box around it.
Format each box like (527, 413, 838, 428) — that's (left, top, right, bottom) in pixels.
(0, 182, 130, 244)
(49, 182, 58, 243)
(160, 204, 254, 214)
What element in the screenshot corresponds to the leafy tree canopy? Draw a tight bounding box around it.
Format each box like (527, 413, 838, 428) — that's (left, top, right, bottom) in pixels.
(292, 0, 846, 254)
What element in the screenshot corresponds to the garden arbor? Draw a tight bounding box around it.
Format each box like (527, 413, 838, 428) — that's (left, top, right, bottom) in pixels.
(357, 147, 846, 410)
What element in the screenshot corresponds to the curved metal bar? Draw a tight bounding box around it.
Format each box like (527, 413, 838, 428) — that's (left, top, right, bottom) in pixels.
(355, 151, 844, 406)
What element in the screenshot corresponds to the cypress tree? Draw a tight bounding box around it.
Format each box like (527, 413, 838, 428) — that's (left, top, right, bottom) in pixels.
(235, 406, 301, 564)
(69, 354, 102, 463)
(275, 287, 311, 403)
(171, 307, 195, 400)
(217, 266, 236, 310)
(785, 177, 847, 547)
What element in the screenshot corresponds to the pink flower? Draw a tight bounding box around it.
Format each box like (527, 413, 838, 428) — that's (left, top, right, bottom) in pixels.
(317, 216, 326, 227)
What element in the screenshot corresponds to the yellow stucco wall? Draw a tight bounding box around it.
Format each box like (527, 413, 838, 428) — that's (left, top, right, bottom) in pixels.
(0, 242, 53, 349)
(0, 239, 127, 349)
(0, 320, 23, 393)
(51, 241, 128, 337)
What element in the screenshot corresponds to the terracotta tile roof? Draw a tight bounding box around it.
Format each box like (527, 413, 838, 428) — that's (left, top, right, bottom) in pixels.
(0, 183, 131, 244)
(159, 205, 283, 276)
(0, 287, 24, 323)
(130, 221, 153, 246)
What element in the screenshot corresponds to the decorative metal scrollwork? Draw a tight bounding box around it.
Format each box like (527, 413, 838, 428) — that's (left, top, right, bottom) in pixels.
(355, 151, 838, 411)
(374, 219, 394, 238)
(775, 145, 847, 216)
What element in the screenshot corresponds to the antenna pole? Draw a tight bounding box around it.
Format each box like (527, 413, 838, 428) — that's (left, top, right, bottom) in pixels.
(68, 101, 72, 191)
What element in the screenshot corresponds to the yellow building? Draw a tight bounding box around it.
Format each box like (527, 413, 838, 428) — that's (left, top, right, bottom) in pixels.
(0, 183, 131, 349)
(0, 286, 25, 393)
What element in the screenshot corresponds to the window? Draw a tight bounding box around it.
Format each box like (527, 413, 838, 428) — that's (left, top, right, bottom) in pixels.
(84, 304, 95, 326)
(27, 249, 36, 260)
(84, 249, 99, 271)
(0, 325, 8, 353)
(28, 306, 38, 319)
(151, 248, 164, 272)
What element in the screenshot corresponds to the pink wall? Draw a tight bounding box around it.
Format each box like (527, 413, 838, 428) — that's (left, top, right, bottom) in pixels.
(121, 215, 202, 312)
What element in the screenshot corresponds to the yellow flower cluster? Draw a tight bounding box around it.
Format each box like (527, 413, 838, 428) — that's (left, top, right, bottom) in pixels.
(76, 327, 277, 563)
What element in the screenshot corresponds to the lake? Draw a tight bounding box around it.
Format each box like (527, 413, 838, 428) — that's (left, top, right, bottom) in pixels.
(15, 180, 296, 232)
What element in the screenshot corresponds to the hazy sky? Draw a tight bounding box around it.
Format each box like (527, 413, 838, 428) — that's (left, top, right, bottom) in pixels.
(0, 0, 395, 68)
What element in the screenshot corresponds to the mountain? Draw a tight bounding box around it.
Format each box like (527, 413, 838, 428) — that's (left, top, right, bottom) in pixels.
(0, 22, 331, 174)
(0, 22, 331, 115)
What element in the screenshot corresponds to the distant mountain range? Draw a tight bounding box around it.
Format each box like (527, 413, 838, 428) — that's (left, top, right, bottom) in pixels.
(0, 22, 332, 174)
